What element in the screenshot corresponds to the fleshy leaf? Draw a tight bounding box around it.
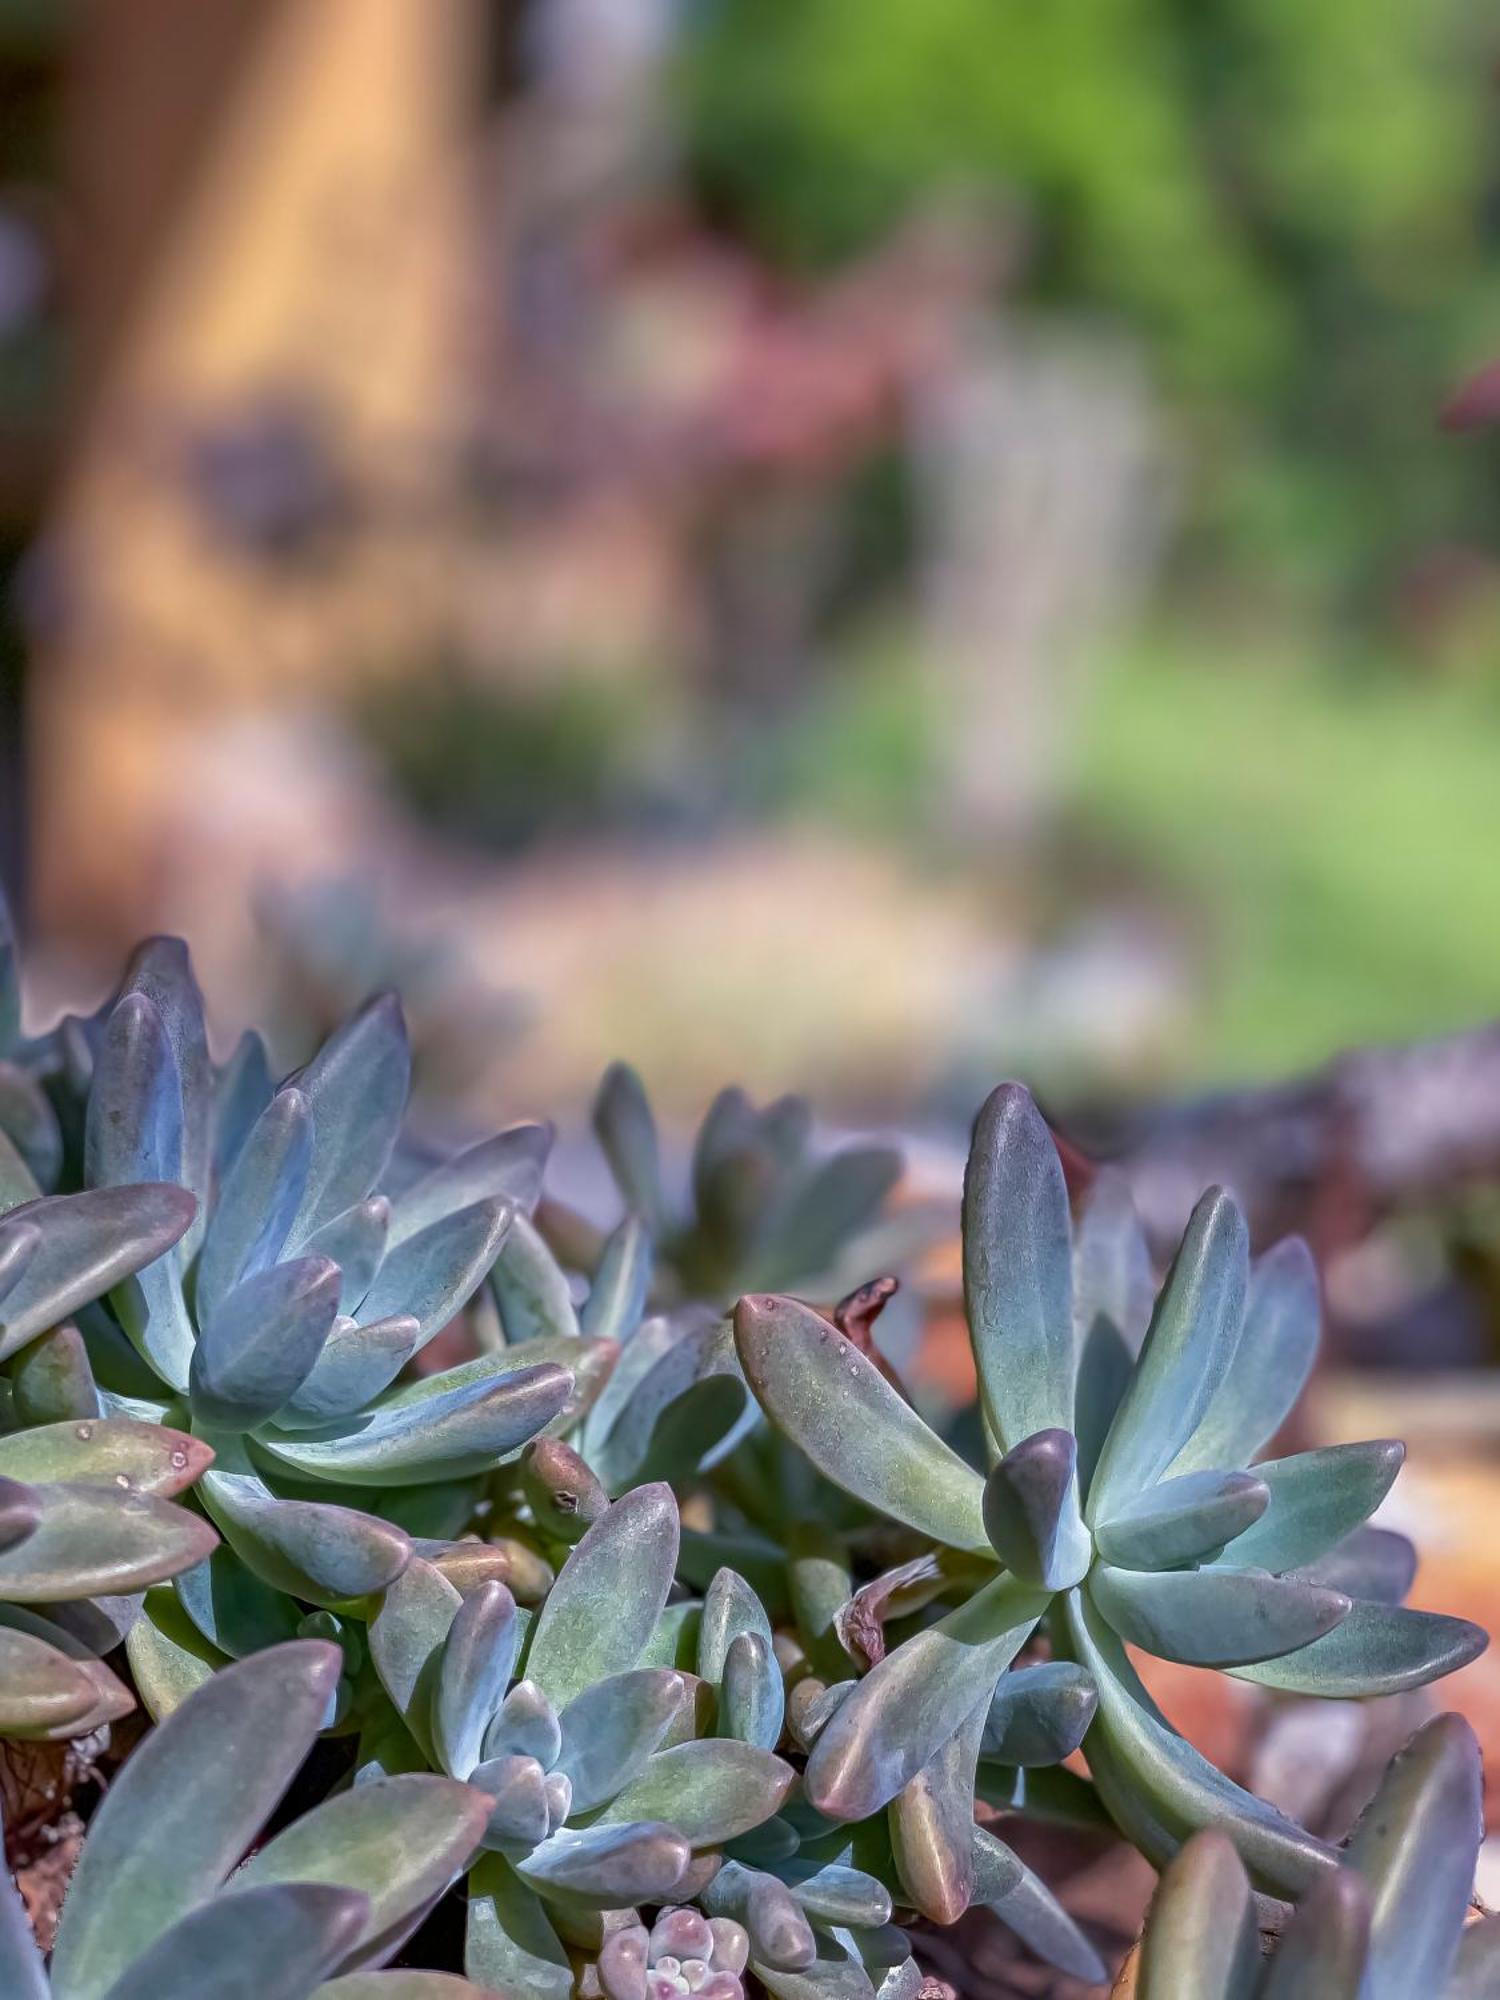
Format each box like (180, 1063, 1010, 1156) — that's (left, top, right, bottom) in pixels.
(805, 1572, 1048, 1820)
(1297, 1525, 1415, 1605)
(523, 1483, 678, 1710)
(1259, 1868, 1372, 2000)
(235, 1774, 490, 1972)
(981, 1661, 1097, 1766)
(199, 1459, 411, 1606)
(553, 1668, 687, 1814)
(277, 1313, 421, 1423)
(190, 1257, 341, 1430)
(49, 1640, 341, 2000)
(0, 1480, 217, 1601)
(97, 1883, 368, 2000)
(302, 1198, 390, 1314)
(1218, 1440, 1404, 1574)
(1136, 1829, 1259, 2000)
(889, 1700, 986, 1923)
(433, 1580, 520, 1781)
(196, 1089, 313, 1323)
(0, 1062, 61, 1192)
(734, 1295, 987, 1552)
(706, 1862, 816, 1969)
(173, 1543, 303, 1659)
(1168, 1236, 1319, 1478)
(1231, 1601, 1487, 1696)
(287, 995, 410, 1245)
(1089, 1563, 1351, 1667)
(357, 1198, 513, 1352)
(0, 1416, 211, 1497)
(369, 1557, 463, 1761)
(1087, 1188, 1249, 1521)
(597, 1740, 795, 1845)
(85, 993, 183, 1194)
(257, 1354, 573, 1486)
(580, 1214, 653, 1343)
(0, 1185, 197, 1365)
(721, 1630, 785, 1750)
(752, 1145, 901, 1292)
(1093, 1468, 1269, 1570)
(516, 1822, 692, 1905)
(491, 1211, 581, 1344)
(464, 1855, 572, 2000)
(390, 1123, 553, 1246)
(972, 1831, 1107, 1985)
(0, 1626, 132, 1739)
(981, 1429, 1090, 1588)
(962, 1084, 1075, 1452)
(593, 1063, 665, 1234)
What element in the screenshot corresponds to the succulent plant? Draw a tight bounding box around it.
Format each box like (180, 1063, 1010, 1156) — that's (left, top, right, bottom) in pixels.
(0, 936, 582, 1683)
(733, 1083, 1487, 1901)
(1120, 1713, 1498, 1999)
(591, 1904, 751, 2000)
(0, 1639, 492, 1999)
(571, 1064, 913, 1309)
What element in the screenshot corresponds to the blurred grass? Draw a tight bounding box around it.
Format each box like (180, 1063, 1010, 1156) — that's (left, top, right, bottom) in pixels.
(1072, 631, 1500, 1081)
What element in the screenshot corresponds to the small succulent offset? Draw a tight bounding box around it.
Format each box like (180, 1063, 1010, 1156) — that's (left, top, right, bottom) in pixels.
(578, 1063, 912, 1309)
(14, 938, 578, 1685)
(1, 1640, 491, 2000)
(734, 1084, 1486, 1901)
(1123, 1714, 1498, 1999)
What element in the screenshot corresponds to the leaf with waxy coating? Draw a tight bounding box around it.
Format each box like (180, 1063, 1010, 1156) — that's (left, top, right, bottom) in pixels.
(783, 1863, 892, 1930)
(258, 1354, 573, 1486)
(1088, 1188, 1249, 1522)
(1231, 1601, 1487, 1697)
(235, 1774, 491, 1972)
(1168, 1235, 1320, 1478)
(580, 1213, 652, 1343)
(173, 1543, 303, 1659)
(705, 1861, 816, 1969)
(0, 1626, 132, 1739)
(981, 1430, 1090, 1588)
(11, 1321, 99, 1425)
(1136, 1830, 1259, 2000)
(0, 1480, 217, 1601)
(0, 1184, 197, 1366)
(212, 1030, 274, 1182)
(49, 1640, 342, 2000)
(593, 1316, 750, 1493)
(85, 992, 183, 1195)
(277, 1313, 421, 1423)
(1063, 1589, 1335, 1896)
(523, 1483, 678, 1710)
(752, 1144, 901, 1293)
(191, 1257, 341, 1430)
(521, 1439, 608, 1544)
(1346, 1714, 1483, 2000)
(369, 1557, 463, 1761)
(963, 1086, 1075, 1453)
(516, 1822, 692, 1905)
(1089, 1563, 1351, 1668)
(890, 1700, 986, 1923)
(972, 1831, 1107, 1986)
(287, 994, 410, 1246)
(1219, 1440, 1404, 1574)
(433, 1580, 520, 1780)
(119, 938, 213, 1245)
(98, 1883, 369, 2000)
(805, 1572, 1048, 1821)
(358, 1198, 514, 1352)
(302, 1198, 390, 1314)
(553, 1668, 685, 1813)
(1259, 1869, 1372, 2000)
(594, 1063, 665, 1235)
(196, 1089, 313, 1322)
(1297, 1525, 1415, 1606)
(0, 1472, 39, 1550)
(981, 1661, 1097, 1767)
(464, 1855, 572, 2000)
(125, 1587, 225, 1720)
(492, 1210, 580, 1344)
(390, 1123, 553, 1247)
(699, 1565, 775, 1681)
(734, 1295, 987, 1552)
(483, 1681, 561, 1767)
(0, 1062, 61, 1193)
(320, 1977, 494, 1999)
(721, 1630, 784, 1750)
(1093, 1468, 1269, 1570)
(199, 1460, 411, 1606)
(472, 1752, 551, 1849)
(596, 1740, 794, 1845)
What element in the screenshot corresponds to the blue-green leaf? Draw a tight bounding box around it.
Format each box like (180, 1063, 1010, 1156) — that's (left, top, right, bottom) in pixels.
(0, 1817, 47, 1997)
(734, 1294, 987, 1552)
(805, 1573, 1048, 1821)
(1219, 1440, 1404, 1574)
(358, 1198, 513, 1352)
(98, 1883, 368, 2000)
(594, 1063, 665, 1234)
(523, 1483, 678, 1710)
(0, 1062, 61, 1192)
(433, 1580, 520, 1781)
(198, 1458, 410, 1605)
(597, 1740, 794, 1845)
(1088, 1188, 1249, 1521)
(0, 1415, 210, 1496)
(302, 1198, 390, 1314)
(1136, 1830, 1258, 2000)
(972, 1830, 1107, 1986)
(173, 1543, 303, 1659)
(721, 1630, 785, 1750)
(981, 1429, 1091, 1588)
(85, 993, 183, 1194)
(889, 1700, 986, 1923)
(753, 1145, 901, 1292)
(190, 1258, 341, 1430)
(1090, 1563, 1350, 1668)
(553, 1668, 685, 1812)
(0, 1185, 197, 1367)
(196, 1089, 312, 1322)
(491, 1211, 580, 1344)
(0, 1480, 217, 1601)
(119, 938, 212, 1247)
(962, 1084, 1075, 1452)
(981, 1661, 1097, 1766)
(276, 1312, 420, 1423)
(1168, 1236, 1319, 1479)
(1347, 1714, 1483, 2000)
(1093, 1469, 1270, 1571)
(464, 1856, 571, 2000)
(580, 1214, 652, 1343)
(49, 1640, 342, 2000)
(211, 1030, 273, 1181)
(1297, 1525, 1415, 1605)
(391, 1125, 552, 1245)
(288, 995, 410, 1245)
(369, 1557, 463, 1761)
(1231, 1602, 1487, 1697)
(1259, 1869, 1371, 2000)
(516, 1822, 691, 1905)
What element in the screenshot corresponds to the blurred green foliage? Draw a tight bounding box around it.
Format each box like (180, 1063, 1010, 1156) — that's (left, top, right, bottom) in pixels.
(682, 0, 1500, 603)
